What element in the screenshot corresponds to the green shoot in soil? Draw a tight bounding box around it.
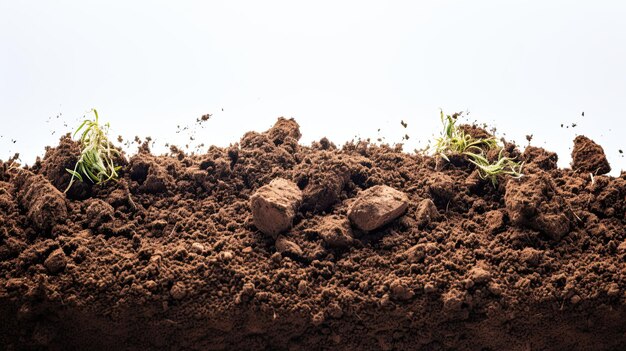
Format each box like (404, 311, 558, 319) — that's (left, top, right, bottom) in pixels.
(434, 110, 523, 184)
(64, 109, 121, 193)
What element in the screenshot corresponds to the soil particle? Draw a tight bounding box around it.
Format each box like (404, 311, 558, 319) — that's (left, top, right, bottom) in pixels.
(571, 135, 611, 175)
(250, 178, 302, 238)
(43, 248, 67, 274)
(415, 198, 439, 228)
(348, 185, 409, 232)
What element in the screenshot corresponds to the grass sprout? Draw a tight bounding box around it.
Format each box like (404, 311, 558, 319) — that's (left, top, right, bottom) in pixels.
(466, 150, 524, 185)
(64, 109, 121, 193)
(434, 110, 497, 161)
(434, 110, 523, 185)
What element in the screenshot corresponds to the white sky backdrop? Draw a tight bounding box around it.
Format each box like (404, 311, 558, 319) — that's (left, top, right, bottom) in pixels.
(1, 1, 625, 175)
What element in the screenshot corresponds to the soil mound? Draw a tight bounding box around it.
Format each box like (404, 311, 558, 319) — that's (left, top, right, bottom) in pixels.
(0, 118, 625, 351)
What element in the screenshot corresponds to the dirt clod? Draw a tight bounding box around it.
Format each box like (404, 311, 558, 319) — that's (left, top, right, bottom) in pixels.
(348, 185, 409, 232)
(415, 198, 439, 228)
(571, 135, 611, 175)
(250, 178, 302, 238)
(44, 248, 67, 274)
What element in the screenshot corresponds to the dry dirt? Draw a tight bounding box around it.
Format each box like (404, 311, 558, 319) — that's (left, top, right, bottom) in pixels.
(0, 118, 625, 350)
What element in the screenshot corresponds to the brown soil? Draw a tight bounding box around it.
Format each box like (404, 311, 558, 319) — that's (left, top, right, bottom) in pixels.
(1, 118, 625, 351)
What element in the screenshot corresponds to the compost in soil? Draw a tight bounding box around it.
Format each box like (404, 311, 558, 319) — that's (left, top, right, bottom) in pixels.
(0, 118, 625, 350)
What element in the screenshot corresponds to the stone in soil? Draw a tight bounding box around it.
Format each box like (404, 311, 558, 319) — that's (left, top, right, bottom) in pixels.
(348, 185, 409, 232)
(571, 135, 611, 175)
(250, 178, 303, 238)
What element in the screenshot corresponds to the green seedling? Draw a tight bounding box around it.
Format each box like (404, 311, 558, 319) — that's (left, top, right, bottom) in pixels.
(434, 110, 497, 161)
(64, 109, 121, 193)
(466, 150, 524, 186)
(434, 110, 523, 185)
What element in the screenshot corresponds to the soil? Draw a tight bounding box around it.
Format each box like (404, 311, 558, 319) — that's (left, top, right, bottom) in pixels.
(1, 118, 626, 351)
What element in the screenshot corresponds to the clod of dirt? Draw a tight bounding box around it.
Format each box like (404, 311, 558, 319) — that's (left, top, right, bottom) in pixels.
(299, 164, 349, 213)
(44, 248, 67, 274)
(348, 185, 409, 232)
(170, 282, 187, 300)
(15, 171, 67, 233)
(427, 173, 455, 205)
(484, 210, 505, 234)
(415, 198, 439, 228)
(266, 117, 302, 146)
(275, 235, 304, 258)
(84, 199, 114, 228)
(314, 215, 354, 249)
(519, 247, 543, 266)
(505, 174, 571, 240)
(37, 134, 91, 199)
(523, 146, 558, 172)
(468, 265, 491, 284)
(571, 135, 611, 175)
(250, 178, 303, 238)
(389, 279, 414, 301)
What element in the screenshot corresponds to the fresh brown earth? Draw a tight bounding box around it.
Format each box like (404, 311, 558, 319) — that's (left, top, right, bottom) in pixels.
(0, 118, 625, 350)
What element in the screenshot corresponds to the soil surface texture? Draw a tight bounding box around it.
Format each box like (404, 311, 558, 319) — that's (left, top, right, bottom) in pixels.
(1, 118, 625, 351)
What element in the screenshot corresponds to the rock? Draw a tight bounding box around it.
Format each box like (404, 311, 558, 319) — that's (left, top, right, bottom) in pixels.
(348, 185, 409, 232)
(571, 135, 611, 175)
(250, 178, 303, 238)
(44, 249, 67, 274)
(316, 216, 354, 249)
(415, 198, 439, 227)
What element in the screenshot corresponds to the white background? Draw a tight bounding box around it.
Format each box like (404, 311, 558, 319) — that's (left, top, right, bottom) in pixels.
(1, 1, 625, 175)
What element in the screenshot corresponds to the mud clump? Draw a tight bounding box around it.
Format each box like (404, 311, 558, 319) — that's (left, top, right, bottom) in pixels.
(571, 135, 611, 175)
